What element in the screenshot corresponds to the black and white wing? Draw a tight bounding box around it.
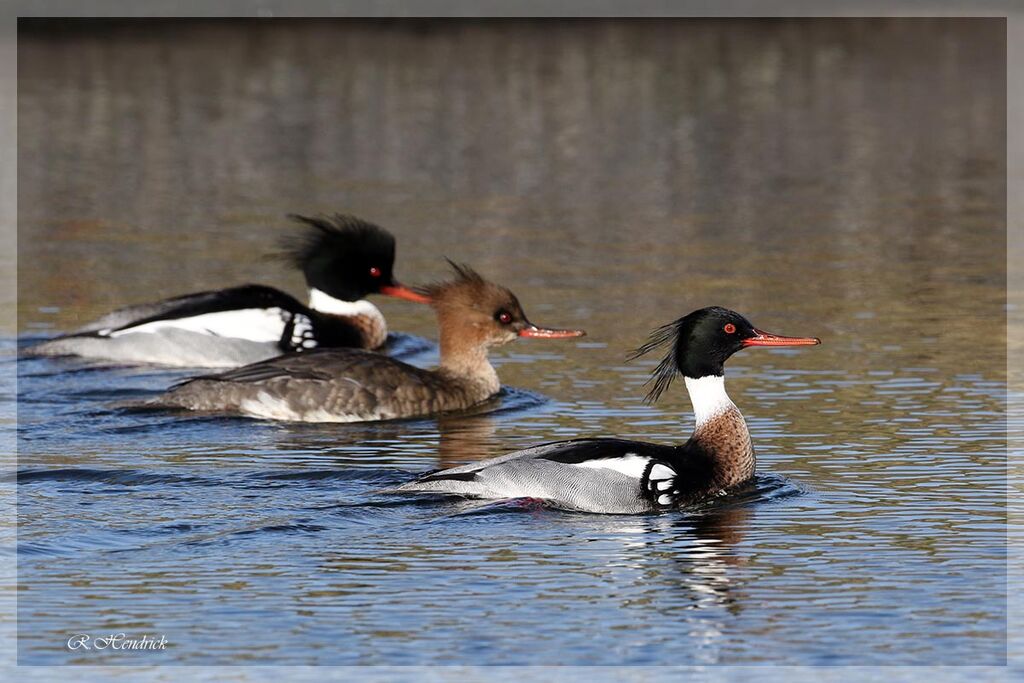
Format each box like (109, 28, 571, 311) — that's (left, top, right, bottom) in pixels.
(398, 438, 685, 514)
(72, 285, 298, 334)
(81, 285, 309, 346)
(25, 285, 324, 367)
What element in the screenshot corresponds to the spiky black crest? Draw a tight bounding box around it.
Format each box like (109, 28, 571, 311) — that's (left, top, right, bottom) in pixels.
(280, 214, 394, 271)
(276, 213, 398, 301)
(627, 320, 681, 404)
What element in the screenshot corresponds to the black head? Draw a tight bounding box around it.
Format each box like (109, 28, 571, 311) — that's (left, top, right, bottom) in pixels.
(629, 306, 820, 403)
(281, 214, 427, 303)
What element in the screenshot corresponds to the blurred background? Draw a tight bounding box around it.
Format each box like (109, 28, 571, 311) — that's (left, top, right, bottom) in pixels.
(18, 18, 1004, 355)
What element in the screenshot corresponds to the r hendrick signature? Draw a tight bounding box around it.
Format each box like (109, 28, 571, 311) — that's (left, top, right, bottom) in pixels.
(67, 633, 168, 651)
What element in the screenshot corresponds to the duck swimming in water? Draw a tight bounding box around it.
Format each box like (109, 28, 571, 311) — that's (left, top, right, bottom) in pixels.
(396, 307, 820, 514)
(25, 214, 428, 368)
(147, 262, 585, 422)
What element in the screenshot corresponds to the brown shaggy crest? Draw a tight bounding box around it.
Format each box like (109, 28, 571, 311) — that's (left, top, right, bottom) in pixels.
(416, 260, 523, 315)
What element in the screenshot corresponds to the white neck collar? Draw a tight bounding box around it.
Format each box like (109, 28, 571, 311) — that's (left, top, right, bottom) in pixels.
(308, 288, 381, 318)
(684, 375, 736, 427)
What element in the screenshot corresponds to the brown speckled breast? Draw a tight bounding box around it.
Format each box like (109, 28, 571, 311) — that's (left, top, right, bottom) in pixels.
(341, 312, 387, 349)
(692, 407, 755, 491)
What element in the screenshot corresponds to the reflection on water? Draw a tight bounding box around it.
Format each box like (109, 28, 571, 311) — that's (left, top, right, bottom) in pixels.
(16, 18, 1006, 666)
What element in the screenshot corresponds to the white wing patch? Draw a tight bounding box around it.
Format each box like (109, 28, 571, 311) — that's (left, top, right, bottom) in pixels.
(105, 308, 288, 343)
(644, 462, 677, 507)
(574, 453, 650, 480)
(649, 463, 674, 482)
(289, 313, 318, 349)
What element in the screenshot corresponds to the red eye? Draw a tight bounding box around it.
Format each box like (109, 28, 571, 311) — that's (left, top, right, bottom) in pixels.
(497, 311, 512, 324)
(369, 267, 381, 278)
(724, 323, 736, 334)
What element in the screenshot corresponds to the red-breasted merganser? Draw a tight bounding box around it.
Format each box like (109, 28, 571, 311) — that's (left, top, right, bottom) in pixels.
(25, 214, 428, 368)
(397, 307, 820, 514)
(147, 262, 585, 421)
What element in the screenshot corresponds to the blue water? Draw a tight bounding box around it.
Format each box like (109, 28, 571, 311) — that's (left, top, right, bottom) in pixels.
(15, 331, 1007, 666)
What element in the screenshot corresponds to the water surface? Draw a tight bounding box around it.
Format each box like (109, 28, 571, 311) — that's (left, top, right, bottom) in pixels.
(16, 18, 1007, 666)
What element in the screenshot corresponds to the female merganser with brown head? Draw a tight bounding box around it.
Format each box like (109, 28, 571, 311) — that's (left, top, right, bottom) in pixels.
(26, 214, 428, 368)
(397, 307, 820, 514)
(148, 262, 585, 422)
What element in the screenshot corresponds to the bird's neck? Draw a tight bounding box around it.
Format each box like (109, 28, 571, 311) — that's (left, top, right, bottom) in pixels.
(684, 375, 736, 427)
(308, 288, 387, 348)
(436, 321, 500, 397)
(683, 375, 755, 488)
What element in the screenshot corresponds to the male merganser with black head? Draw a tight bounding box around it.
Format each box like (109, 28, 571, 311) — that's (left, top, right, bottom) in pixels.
(397, 307, 820, 514)
(26, 214, 428, 367)
(147, 262, 585, 421)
